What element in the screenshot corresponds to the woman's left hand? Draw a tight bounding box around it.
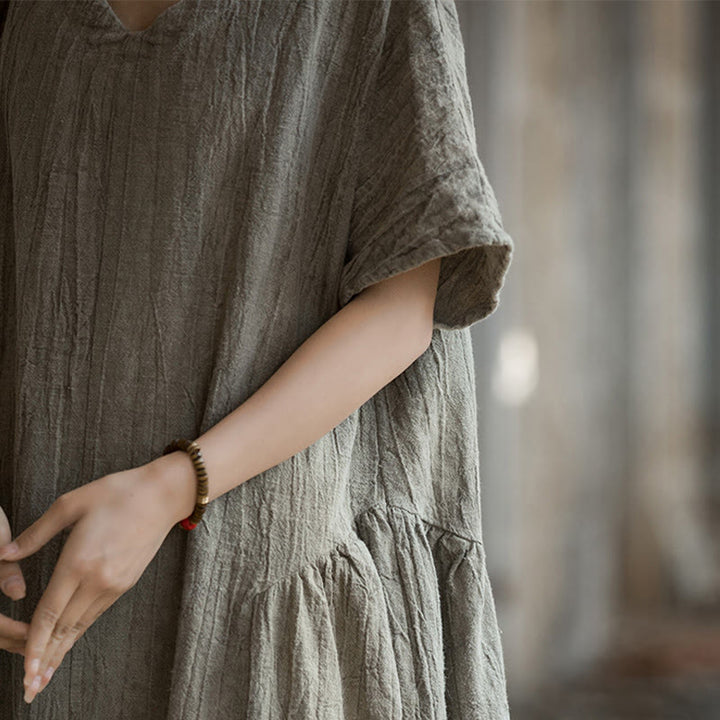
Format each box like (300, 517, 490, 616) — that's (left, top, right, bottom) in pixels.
(0, 462, 188, 703)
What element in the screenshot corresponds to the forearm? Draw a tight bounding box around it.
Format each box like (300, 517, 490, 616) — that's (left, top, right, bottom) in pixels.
(145, 282, 435, 526)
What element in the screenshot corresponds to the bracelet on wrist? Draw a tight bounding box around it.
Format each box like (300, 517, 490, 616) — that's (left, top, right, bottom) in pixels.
(161, 438, 210, 531)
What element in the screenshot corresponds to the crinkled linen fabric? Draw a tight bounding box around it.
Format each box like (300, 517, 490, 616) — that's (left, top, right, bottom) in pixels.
(0, 0, 514, 717)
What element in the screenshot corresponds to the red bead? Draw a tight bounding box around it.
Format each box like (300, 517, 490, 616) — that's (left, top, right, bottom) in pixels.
(179, 518, 197, 531)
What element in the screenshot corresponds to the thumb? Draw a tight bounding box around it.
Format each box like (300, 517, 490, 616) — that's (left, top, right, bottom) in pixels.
(0, 505, 26, 600)
(0, 560, 26, 601)
(0, 495, 76, 562)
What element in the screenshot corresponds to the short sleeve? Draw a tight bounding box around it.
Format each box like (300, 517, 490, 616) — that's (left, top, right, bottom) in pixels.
(338, 0, 514, 331)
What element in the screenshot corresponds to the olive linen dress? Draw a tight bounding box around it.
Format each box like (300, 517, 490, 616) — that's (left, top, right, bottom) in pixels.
(0, 0, 514, 717)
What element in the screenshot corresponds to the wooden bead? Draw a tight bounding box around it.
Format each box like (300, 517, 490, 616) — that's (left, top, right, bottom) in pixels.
(161, 438, 210, 531)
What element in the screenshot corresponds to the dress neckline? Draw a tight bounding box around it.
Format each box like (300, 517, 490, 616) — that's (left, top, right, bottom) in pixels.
(98, 0, 190, 36)
(80, 0, 211, 47)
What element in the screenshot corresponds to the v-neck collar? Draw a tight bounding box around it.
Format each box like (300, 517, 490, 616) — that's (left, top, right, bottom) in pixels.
(98, 0, 191, 35)
(81, 0, 211, 46)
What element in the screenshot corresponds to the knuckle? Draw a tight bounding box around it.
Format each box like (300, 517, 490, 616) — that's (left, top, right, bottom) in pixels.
(68, 623, 88, 647)
(54, 619, 89, 661)
(95, 564, 120, 591)
(37, 606, 60, 627)
(50, 622, 71, 643)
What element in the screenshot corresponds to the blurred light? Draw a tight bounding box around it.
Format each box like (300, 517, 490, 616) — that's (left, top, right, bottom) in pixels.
(491, 327, 538, 407)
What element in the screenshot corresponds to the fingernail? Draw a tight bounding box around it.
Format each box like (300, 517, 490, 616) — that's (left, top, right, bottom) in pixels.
(0, 575, 26, 599)
(0, 541, 18, 559)
(23, 676, 40, 703)
(43, 666, 54, 683)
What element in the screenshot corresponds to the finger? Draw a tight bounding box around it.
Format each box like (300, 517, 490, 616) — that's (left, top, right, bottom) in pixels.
(23, 562, 81, 699)
(33, 582, 111, 698)
(0, 565, 26, 601)
(0, 505, 13, 542)
(36, 590, 116, 696)
(0, 494, 80, 562)
(0, 510, 27, 600)
(0, 614, 30, 641)
(2, 641, 27, 656)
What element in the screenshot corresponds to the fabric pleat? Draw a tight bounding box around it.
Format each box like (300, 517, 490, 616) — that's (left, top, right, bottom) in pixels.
(205, 505, 509, 720)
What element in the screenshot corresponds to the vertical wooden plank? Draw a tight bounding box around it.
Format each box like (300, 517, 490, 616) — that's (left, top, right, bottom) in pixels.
(698, 0, 720, 529)
(509, 0, 578, 689)
(552, 0, 636, 676)
(625, 0, 715, 608)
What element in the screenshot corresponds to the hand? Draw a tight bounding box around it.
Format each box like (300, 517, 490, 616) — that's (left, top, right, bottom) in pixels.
(0, 505, 31, 656)
(0, 464, 185, 704)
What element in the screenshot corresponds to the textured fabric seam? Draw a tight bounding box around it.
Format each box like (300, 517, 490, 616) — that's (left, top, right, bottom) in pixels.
(376, 502, 485, 547)
(243, 503, 484, 606)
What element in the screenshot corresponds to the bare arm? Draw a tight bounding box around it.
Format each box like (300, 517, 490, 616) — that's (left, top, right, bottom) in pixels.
(145, 257, 443, 524)
(2, 257, 443, 698)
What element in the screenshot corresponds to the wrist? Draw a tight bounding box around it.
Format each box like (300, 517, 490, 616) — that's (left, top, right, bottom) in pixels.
(143, 451, 199, 527)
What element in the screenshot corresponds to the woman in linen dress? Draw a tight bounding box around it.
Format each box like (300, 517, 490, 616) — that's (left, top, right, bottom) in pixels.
(0, 0, 514, 717)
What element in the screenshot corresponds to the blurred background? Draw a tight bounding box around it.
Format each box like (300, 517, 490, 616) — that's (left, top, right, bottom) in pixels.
(456, 1, 720, 717)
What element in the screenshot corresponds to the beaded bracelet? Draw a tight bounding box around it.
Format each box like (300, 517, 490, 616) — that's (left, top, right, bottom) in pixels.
(161, 438, 210, 531)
